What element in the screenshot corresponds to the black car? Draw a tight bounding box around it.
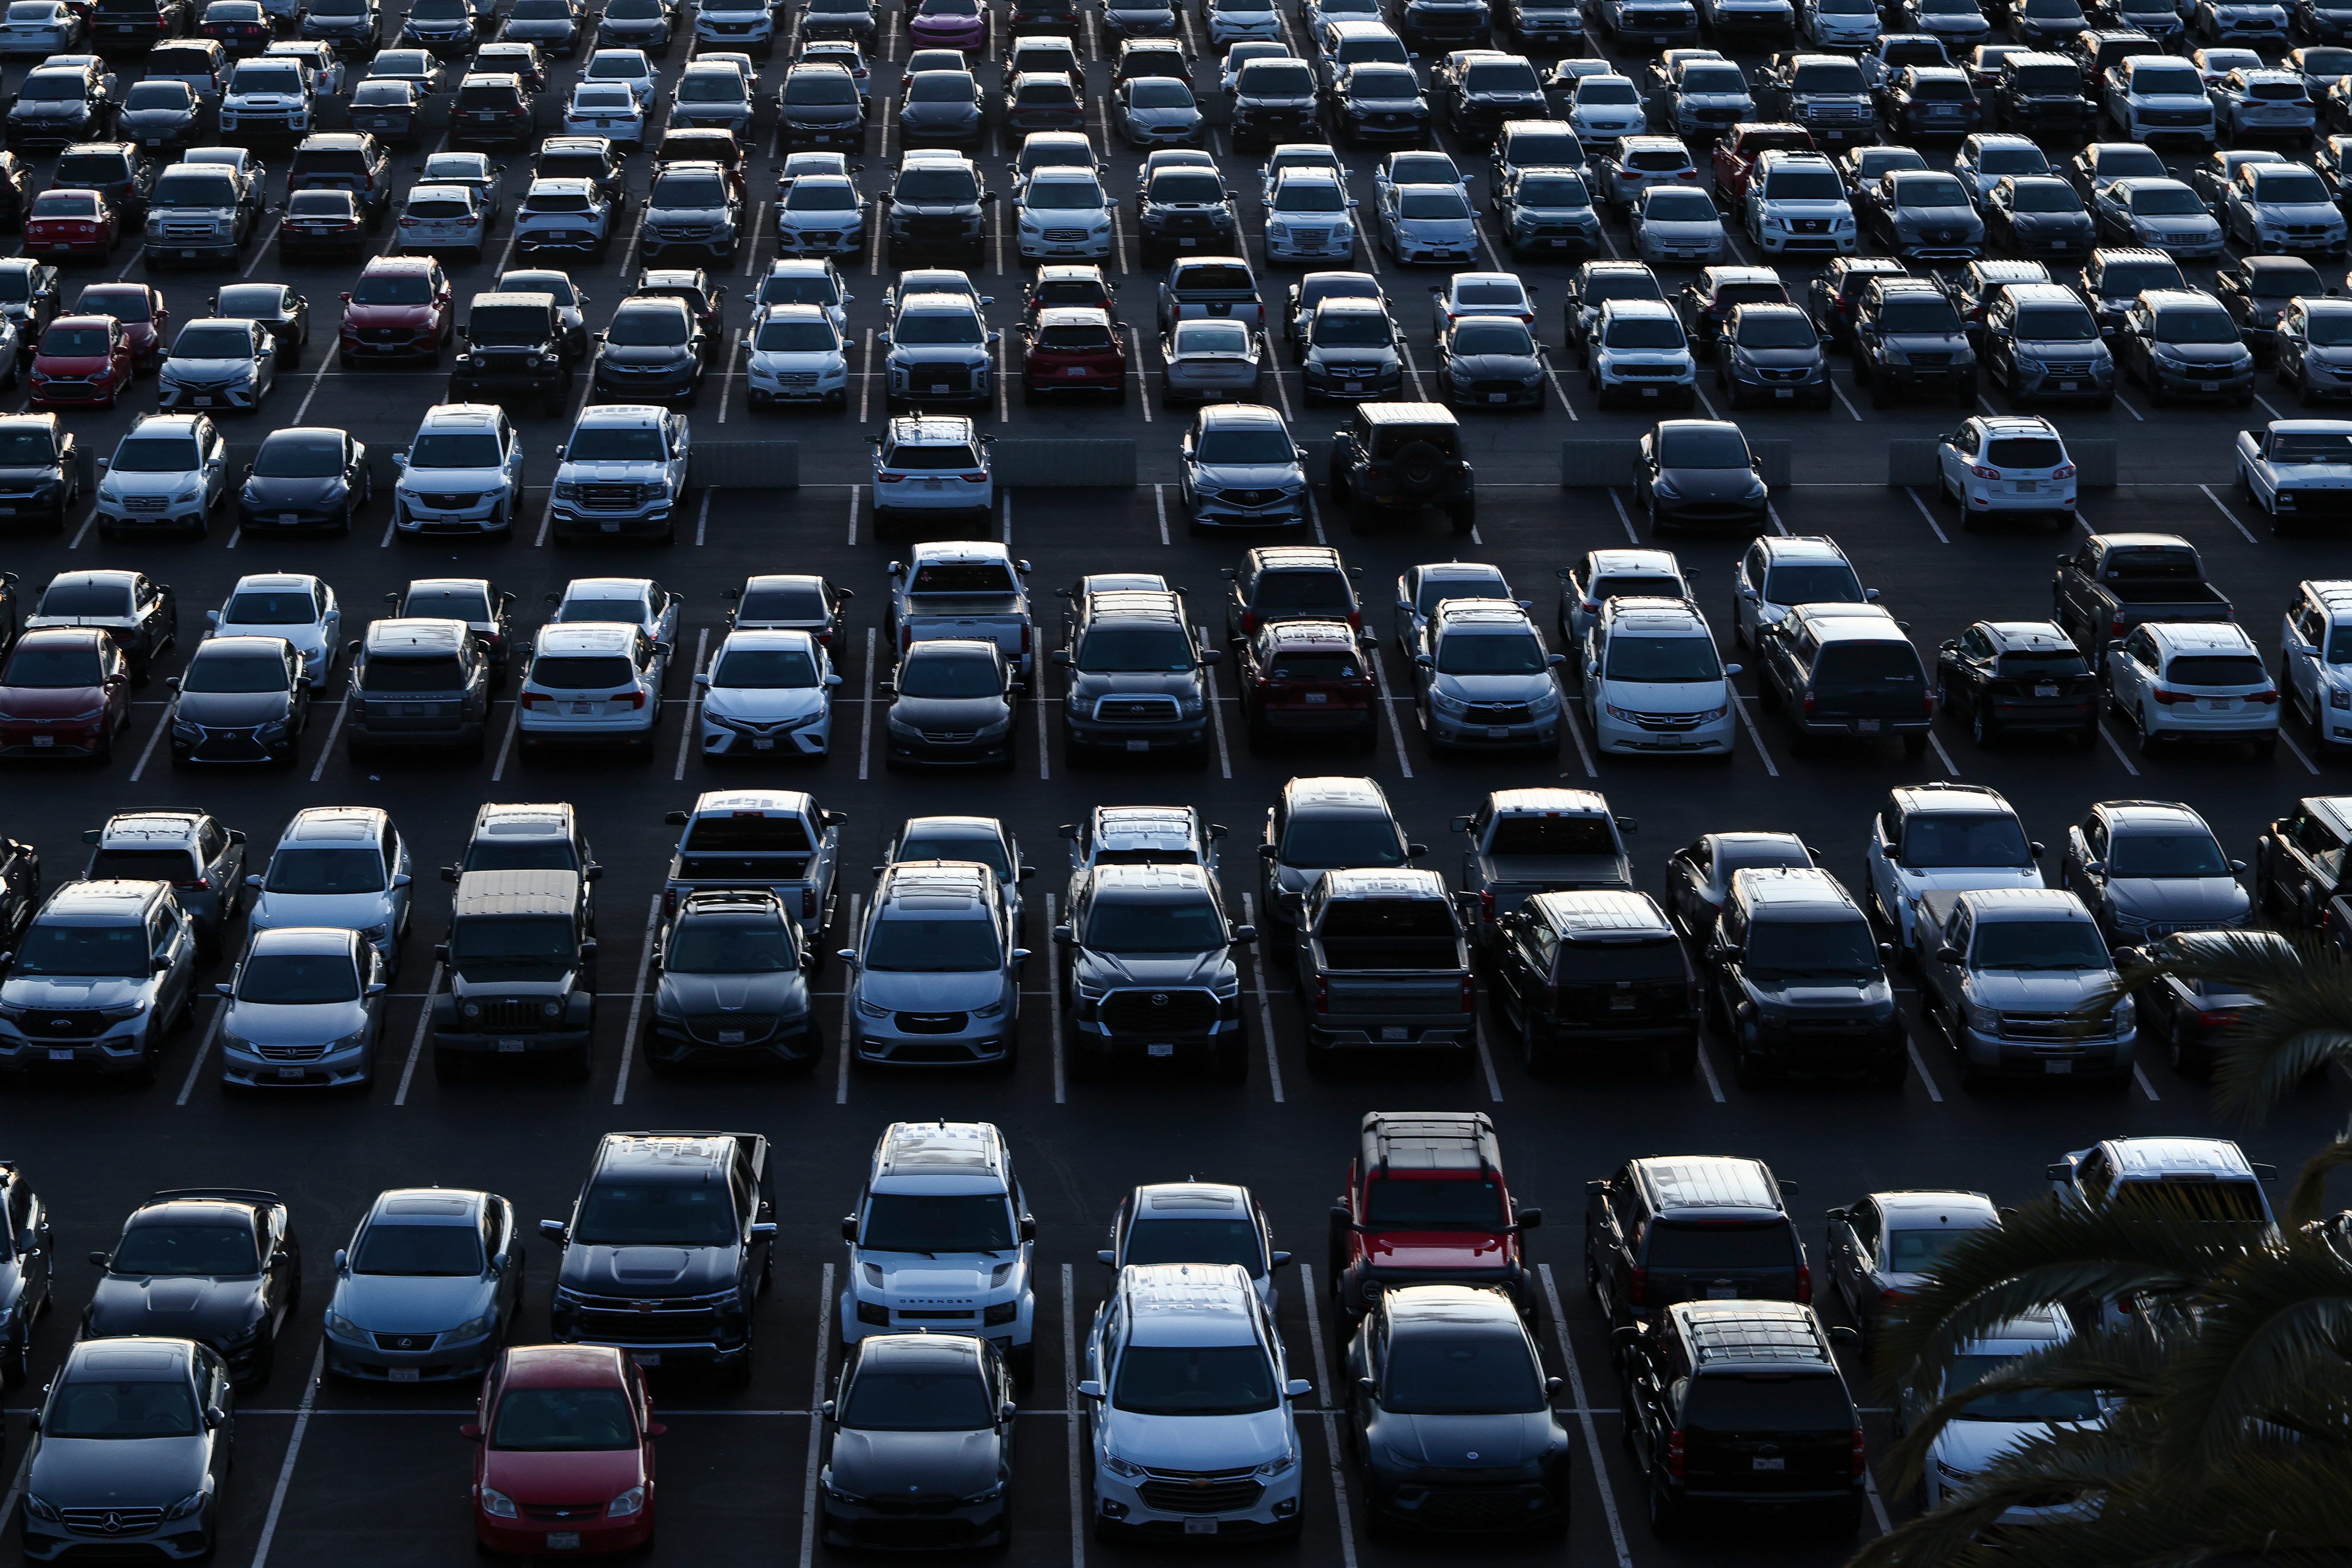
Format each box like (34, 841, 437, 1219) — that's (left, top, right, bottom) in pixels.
(1328, 61, 1433, 146)
(118, 80, 201, 154)
(83, 1189, 302, 1388)
(1230, 55, 1323, 151)
(1716, 302, 1830, 410)
(451, 290, 571, 413)
(1934, 618, 2099, 745)
(1433, 312, 1547, 409)
(0, 414, 80, 532)
(1101, 0, 1176, 36)
(596, 0, 678, 50)
(1663, 832, 1815, 943)
(236, 426, 371, 534)
(1700, 863, 1906, 1086)
(298, 0, 385, 52)
(348, 79, 423, 146)
(0, 1159, 50, 1386)
(166, 636, 308, 768)
(1992, 47, 2096, 133)
(397, 0, 481, 53)
(536, 137, 630, 209)
(499, 0, 585, 54)
(883, 152, 992, 261)
(2216, 254, 2326, 361)
(778, 62, 869, 150)
(590, 295, 706, 403)
(1852, 277, 1978, 405)
(1983, 174, 2095, 257)
(1585, 1154, 1808, 1351)
(22, 1338, 235, 1563)
(211, 282, 310, 366)
(1432, 49, 1548, 149)
(92, 0, 189, 49)
(818, 1333, 1015, 1550)
(883, 638, 1019, 769)
(897, 68, 985, 149)
(1135, 164, 1239, 265)
(1620, 1301, 1863, 1538)
(5, 62, 115, 156)
(1634, 418, 1771, 531)
(2009, 0, 2090, 43)
(1344, 1284, 1570, 1535)
(1490, 889, 1697, 1074)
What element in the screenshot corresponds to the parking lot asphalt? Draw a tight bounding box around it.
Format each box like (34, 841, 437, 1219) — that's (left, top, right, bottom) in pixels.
(0, 5, 2349, 1568)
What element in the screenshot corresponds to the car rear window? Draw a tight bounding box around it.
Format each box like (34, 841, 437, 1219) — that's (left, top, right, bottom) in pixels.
(529, 654, 632, 689)
(1686, 1372, 1851, 1431)
(1252, 568, 1352, 615)
(1174, 263, 1254, 292)
(1488, 816, 1613, 856)
(361, 655, 464, 692)
(2165, 653, 2265, 686)
(1811, 641, 1922, 686)
(87, 847, 198, 880)
(681, 815, 813, 852)
(1265, 649, 1360, 680)
(1554, 937, 1685, 983)
(1986, 437, 2064, 468)
(1643, 1220, 1794, 1269)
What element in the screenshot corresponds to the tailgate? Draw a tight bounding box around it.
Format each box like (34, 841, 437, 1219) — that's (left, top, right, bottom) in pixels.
(1321, 970, 1469, 1016)
(908, 613, 1026, 658)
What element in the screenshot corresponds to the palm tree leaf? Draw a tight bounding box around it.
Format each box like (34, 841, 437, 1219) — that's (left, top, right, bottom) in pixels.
(2286, 1123, 2352, 1229)
(2096, 929, 2352, 1124)
(1876, 1327, 2163, 1492)
(2152, 1240, 2352, 1472)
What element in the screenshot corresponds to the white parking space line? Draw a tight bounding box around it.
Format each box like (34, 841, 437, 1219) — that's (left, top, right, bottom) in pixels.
(1198, 624, 1233, 779)
(1367, 647, 1414, 779)
(1693, 1036, 1726, 1102)
(858, 328, 875, 420)
(1861, 1462, 1893, 1534)
(847, 482, 862, 546)
(2111, 390, 2147, 422)
(1472, 1017, 1504, 1103)
(1608, 488, 1640, 543)
(672, 626, 708, 779)
(1764, 499, 1790, 536)
(717, 334, 743, 422)
(1293, 1262, 1363, 1568)
(310, 692, 351, 781)
(1111, 205, 1131, 275)
(1561, 680, 1599, 778)
(1731, 691, 1780, 777)
(489, 698, 522, 781)
(249, 1343, 328, 1568)
(224, 524, 242, 551)
(1694, 384, 1721, 418)
(1062, 1262, 1088, 1568)
(175, 1000, 224, 1107)
(1306, 486, 1327, 544)
(1236, 895, 1286, 1102)
(289, 347, 337, 425)
(2098, 721, 2141, 775)
(834, 894, 863, 1105)
(857, 626, 877, 778)
(1154, 482, 1169, 543)
(2280, 728, 2322, 775)
(1928, 732, 1960, 776)
(68, 506, 99, 550)
(609, 894, 662, 1106)
(796, 1263, 836, 1568)
(1395, 336, 1429, 400)
(2198, 481, 2259, 543)
(869, 206, 883, 275)
(126, 699, 174, 782)
(1905, 1035, 1944, 1103)
(1047, 891, 1066, 1105)
(694, 486, 712, 546)
(1904, 485, 1951, 543)
(2256, 393, 2287, 422)
(391, 962, 444, 1107)
(1537, 1264, 1635, 1568)
(1125, 325, 1152, 420)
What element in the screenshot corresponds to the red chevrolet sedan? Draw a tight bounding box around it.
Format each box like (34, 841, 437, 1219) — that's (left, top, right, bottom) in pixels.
(74, 283, 168, 373)
(467, 1345, 659, 1557)
(22, 189, 118, 263)
(28, 315, 131, 409)
(0, 627, 130, 761)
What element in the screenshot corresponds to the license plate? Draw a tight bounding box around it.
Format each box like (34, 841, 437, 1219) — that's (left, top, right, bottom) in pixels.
(2017, 479, 2036, 492)
(923, 478, 944, 491)
(1146, 1042, 1173, 1056)
(1609, 994, 1635, 1010)
(2059, 379, 2078, 390)
(718, 1029, 745, 1043)
(929, 383, 948, 394)
(1858, 718, 1881, 733)
(1126, 739, 1149, 751)
(278, 511, 298, 524)
(2052, 240, 2069, 250)
(1550, 238, 1569, 247)
(181, 248, 196, 257)
(2035, 682, 2059, 697)
(545, 1532, 581, 1550)
(1487, 391, 1507, 403)
(1303, 691, 1327, 703)
(46, 1048, 71, 1061)
(1184, 1519, 1217, 1536)
(1180, 236, 1197, 245)
(2045, 1058, 2072, 1074)
(1707, 1285, 1737, 1299)
(389, 1367, 420, 1382)
(2202, 380, 2220, 391)
(498, 1039, 525, 1052)
(1641, 386, 1659, 396)
(1775, 387, 1793, 398)
(195, 395, 212, 406)
(570, 703, 593, 714)
(1063, 366, 1086, 376)
(2206, 698, 2231, 710)
(1752, 1456, 1786, 1472)
(278, 1065, 304, 1079)
(632, 1353, 659, 1367)
(1486, 725, 1508, 738)
(752, 737, 773, 751)
(600, 521, 619, 532)
(1342, 381, 1363, 392)
(1379, 1026, 1407, 1041)
(31, 735, 52, 747)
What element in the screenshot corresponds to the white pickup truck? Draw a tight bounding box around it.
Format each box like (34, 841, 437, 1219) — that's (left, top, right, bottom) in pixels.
(883, 540, 1035, 683)
(2233, 418, 2352, 527)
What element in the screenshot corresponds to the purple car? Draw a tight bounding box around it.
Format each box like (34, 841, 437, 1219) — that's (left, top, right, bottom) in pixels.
(908, 0, 987, 50)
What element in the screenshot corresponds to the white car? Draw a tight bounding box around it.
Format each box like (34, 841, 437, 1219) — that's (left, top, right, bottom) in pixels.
(2104, 620, 2280, 758)
(219, 54, 315, 139)
(746, 302, 849, 410)
(1206, 0, 1283, 45)
(517, 621, 670, 757)
(754, 256, 853, 334)
(2279, 577, 2352, 750)
(1864, 782, 2046, 953)
(0, 0, 82, 55)
(1933, 415, 2078, 528)
(581, 46, 657, 105)
(1587, 298, 1696, 407)
(1560, 546, 1691, 649)
(1746, 149, 1857, 255)
(695, 627, 839, 758)
(206, 572, 341, 687)
(1015, 165, 1115, 261)
(1258, 141, 1345, 208)
(868, 414, 993, 536)
(1566, 73, 1647, 145)
(92, 414, 230, 541)
(1220, 39, 1291, 93)
(1906, 1310, 2105, 1526)
(1800, 0, 1880, 47)
(1430, 272, 1533, 338)
(1631, 184, 1727, 265)
(264, 38, 347, 96)
(563, 80, 647, 144)
(2102, 55, 2216, 145)
(1371, 148, 1465, 211)
(156, 317, 277, 414)
(1580, 594, 1738, 757)
(392, 402, 525, 537)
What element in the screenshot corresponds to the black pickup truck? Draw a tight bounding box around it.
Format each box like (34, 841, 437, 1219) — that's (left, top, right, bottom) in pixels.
(2050, 531, 2233, 655)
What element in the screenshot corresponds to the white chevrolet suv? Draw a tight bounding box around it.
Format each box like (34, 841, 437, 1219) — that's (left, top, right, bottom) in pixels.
(1081, 1262, 1308, 1544)
(839, 1121, 1038, 1384)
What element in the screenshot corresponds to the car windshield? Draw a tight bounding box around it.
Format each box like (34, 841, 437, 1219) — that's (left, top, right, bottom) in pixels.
(895, 649, 1000, 697)
(897, 829, 1010, 878)
(1113, 1345, 1276, 1416)
(287, 193, 356, 224)
(491, 1388, 637, 1451)
(525, 188, 593, 212)
(39, 326, 110, 357)
(1603, 316, 1685, 349)
(666, 917, 797, 972)
(884, 441, 979, 470)
(46, 1379, 202, 1439)
(713, 646, 820, 689)
(352, 1223, 484, 1276)
(1944, 1354, 2104, 1422)
(1985, 436, 2064, 468)
(353, 272, 432, 305)
(264, 846, 385, 894)
(1176, 321, 1251, 354)
(2014, 304, 2097, 340)
(1764, 169, 1842, 201)
(1280, 816, 1405, 870)
(17, 73, 86, 102)
(2132, 65, 2202, 93)
(2128, 185, 2203, 216)
(1381, 1332, 1544, 1414)
(1735, 313, 1816, 349)
(860, 1192, 1015, 1252)
(232, 63, 303, 92)
(1273, 180, 1345, 214)
(893, 167, 979, 203)
(1878, 298, 1963, 334)
(573, 1182, 738, 1246)
(1970, 918, 2109, 969)
(154, 173, 239, 208)
(410, 432, 500, 470)
(896, 308, 984, 345)
(1436, 629, 1546, 675)
(2272, 430, 2352, 462)
(1399, 188, 1470, 220)
(2248, 263, 2322, 298)
(1910, 75, 1973, 99)
(1037, 321, 1112, 349)
(1687, 1374, 1852, 1432)
(1028, 177, 1105, 210)
(360, 654, 463, 692)
(679, 73, 746, 102)
(1766, 564, 1865, 607)
(512, 0, 571, 12)
(112, 1224, 258, 1276)
(1604, 634, 1721, 683)
(1131, 80, 1193, 108)
(2155, 307, 2238, 344)
(785, 71, 858, 104)
(2104, 829, 2228, 878)
(843, 1368, 994, 1431)
(1124, 1214, 1263, 1273)
(1655, 427, 1749, 468)
(863, 911, 1002, 972)
(1084, 894, 1225, 951)
(907, 73, 976, 102)
(649, 173, 725, 209)
(1517, 175, 1589, 208)
(1076, 624, 1195, 673)
(1791, 60, 1866, 91)
(10, 919, 146, 978)
(450, 916, 576, 981)
(1242, 62, 1314, 94)
(1898, 177, 1970, 208)
(2097, 260, 2183, 300)
(1577, 78, 1639, 103)
(221, 590, 313, 625)
(1363, 1174, 1508, 1228)
(237, 950, 358, 1003)
(1743, 914, 1881, 978)
(606, 305, 690, 347)
(182, 654, 287, 694)
(1312, 312, 1390, 347)
(108, 436, 199, 474)
(1901, 811, 2031, 868)
(1451, 322, 1534, 356)
(0, 427, 54, 464)
(1680, 65, 1743, 93)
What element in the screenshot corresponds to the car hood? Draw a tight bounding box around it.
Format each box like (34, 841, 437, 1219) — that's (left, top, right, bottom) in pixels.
(656, 968, 808, 1015)
(1375, 1410, 1556, 1467)
(701, 685, 827, 720)
(483, 1447, 644, 1505)
(889, 692, 1010, 724)
(1962, 966, 2113, 1008)
(853, 966, 1006, 1012)
(2105, 876, 2250, 923)
(502, 15, 575, 29)
(0, 973, 148, 1009)
(87, 1272, 266, 1340)
(1598, 347, 1691, 366)
(830, 1426, 1002, 1495)
(243, 474, 347, 505)
(749, 348, 845, 373)
(123, 106, 197, 127)
(1127, 104, 1200, 126)
(400, 464, 505, 491)
(1594, 675, 1732, 713)
(104, 470, 198, 498)
(0, 463, 62, 486)
(1895, 208, 1983, 232)
(34, 354, 112, 374)
(1070, 947, 1234, 989)
(2152, 341, 2246, 365)
(1886, 329, 1973, 355)
(1733, 345, 1823, 369)
(250, 889, 395, 930)
(2133, 213, 2220, 236)
(28, 1435, 209, 1510)
(344, 303, 435, 327)
(597, 343, 693, 369)
(1658, 463, 1762, 498)
(10, 99, 90, 119)
(2250, 200, 2339, 223)
(1749, 972, 1895, 1010)
(0, 683, 104, 718)
(1100, 1405, 1289, 1470)
(178, 690, 293, 728)
(889, 342, 988, 364)
(2010, 209, 2093, 230)
(901, 101, 980, 123)
(1447, 351, 1541, 377)
(783, 103, 861, 124)
(2127, 90, 2209, 107)
(1305, 344, 1399, 369)
(1933, 1413, 2101, 1475)
(1434, 671, 1553, 703)
(557, 1242, 740, 1295)
(329, 1269, 495, 1333)
(1397, 215, 1473, 237)
(1898, 866, 2042, 898)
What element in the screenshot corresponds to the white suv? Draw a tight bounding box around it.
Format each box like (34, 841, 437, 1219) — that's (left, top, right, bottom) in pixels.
(1579, 595, 1739, 757)
(869, 413, 993, 537)
(517, 621, 670, 757)
(1587, 298, 1696, 410)
(93, 414, 230, 541)
(1746, 149, 1857, 256)
(1015, 165, 1115, 261)
(1932, 415, 2077, 528)
(1081, 1262, 1308, 1544)
(392, 402, 525, 536)
(2281, 578, 2352, 752)
(2103, 619, 2281, 759)
(838, 1120, 1038, 1383)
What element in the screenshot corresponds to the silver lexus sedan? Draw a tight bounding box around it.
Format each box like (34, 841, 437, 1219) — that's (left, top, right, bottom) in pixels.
(322, 1187, 523, 1382)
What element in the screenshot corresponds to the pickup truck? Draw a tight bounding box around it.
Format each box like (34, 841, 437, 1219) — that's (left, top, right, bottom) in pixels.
(1709, 121, 1815, 214)
(1450, 787, 1636, 950)
(2233, 419, 2352, 528)
(661, 789, 845, 956)
(883, 540, 1036, 682)
(2050, 531, 2233, 654)
(1757, 53, 1878, 147)
(1292, 867, 1475, 1063)
(1914, 885, 2136, 1089)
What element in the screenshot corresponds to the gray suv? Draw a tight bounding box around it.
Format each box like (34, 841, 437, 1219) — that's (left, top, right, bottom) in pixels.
(1407, 599, 1565, 754)
(1054, 584, 1217, 761)
(840, 860, 1027, 1069)
(1059, 861, 1252, 1082)
(429, 869, 597, 1084)
(1178, 402, 1309, 533)
(1299, 298, 1406, 406)
(0, 879, 199, 1084)
(78, 809, 246, 957)
(645, 888, 822, 1071)
(343, 617, 493, 759)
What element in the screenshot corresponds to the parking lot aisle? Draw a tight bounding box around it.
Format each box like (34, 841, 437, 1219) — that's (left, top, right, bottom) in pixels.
(1240, 894, 1286, 1103)
(834, 894, 863, 1105)
(1294, 1264, 1362, 1568)
(795, 1262, 836, 1568)
(608, 892, 662, 1105)
(391, 962, 444, 1106)
(1537, 1264, 1635, 1568)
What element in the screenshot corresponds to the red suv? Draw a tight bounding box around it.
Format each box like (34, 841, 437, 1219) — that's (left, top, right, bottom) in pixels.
(468, 1344, 660, 1558)
(29, 314, 132, 408)
(1325, 1110, 1540, 1329)
(338, 254, 454, 365)
(0, 627, 132, 760)
(74, 283, 168, 373)
(22, 189, 119, 263)
(1237, 618, 1376, 751)
(1016, 306, 1126, 402)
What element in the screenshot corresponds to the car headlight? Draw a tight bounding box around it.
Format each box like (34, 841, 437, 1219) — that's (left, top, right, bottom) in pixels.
(163, 1487, 209, 1521)
(606, 1485, 645, 1518)
(1430, 689, 1469, 715)
(1962, 998, 2000, 1033)
(1257, 1448, 1299, 1478)
(961, 1479, 1007, 1503)
(855, 995, 889, 1019)
(1935, 1457, 1975, 1486)
(172, 720, 202, 741)
(360, 924, 390, 943)
(2014, 354, 2045, 373)
(480, 1486, 519, 1519)
(1880, 343, 1910, 364)
(1101, 1448, 1144, 1478)
(22, 1495, 56, 1521)
(325, 1308, 363, 1338)
(551, 1285, 589, 1311)
(1529, 687, 1559, 712)
(2114, 994, 2137, 1029)
(99, 1001, 146, 1022)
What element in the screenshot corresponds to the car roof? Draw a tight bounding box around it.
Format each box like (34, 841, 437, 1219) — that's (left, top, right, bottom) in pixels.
(501, 1343, 630, 1388)
(248, 924, 357, 958)
(1528, 888, 1672, 938)
(1600, 596, 1704, 630)
(1948, 886, 2095, 922)
(1874, 1188, 2000, 1220)
(534, 622, 635, 654)
(1672, 1301, 1836, 1368)
(1632, 1155, 1785, 1214)
(2104, 1134, 2256, 1177)
(872, 1119, 1008, 1188)
(1118, 1263, 1261, 1344)
(1281, 775, 1389, 813)
(2144, 620, 2258, 653)
(1132, 1180, 1254, 1219)
(1730, 865, 1858, 913)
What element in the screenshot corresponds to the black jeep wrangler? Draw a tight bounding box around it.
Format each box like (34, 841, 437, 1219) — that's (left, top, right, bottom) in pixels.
(1326, 401, 1476, 534)
(448, 291, 572, 415)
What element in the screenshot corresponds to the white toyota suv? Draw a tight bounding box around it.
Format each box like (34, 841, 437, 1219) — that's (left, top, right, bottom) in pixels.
(1746, 148, 1857, 256)
(1080, 1262, 1308, 1544)
(838, 1120, 1038, 1384)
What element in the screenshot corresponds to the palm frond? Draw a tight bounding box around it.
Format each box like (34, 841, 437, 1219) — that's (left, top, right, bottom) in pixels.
(2287, 1121, 2352, 1228)
(1875, 1324, 2163, 1493)
(2152, 1238, 2352, 1472)
(2096, 929, 2352, 1124)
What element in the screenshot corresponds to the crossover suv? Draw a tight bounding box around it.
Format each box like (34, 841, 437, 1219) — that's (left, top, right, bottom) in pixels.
(2059, 798, 2249, 945)
(0, 878, 199, 1083)
(1581, 594, 1740, 757)
(1718, 302, 1830, 409)
(645, 888, 821, 1070)
(2104, 619, 2281, 758)
(1824, 1189, 1998, 1348)
(883, 149, 991, 262)
(344, 618, 493, 758)
(1587, 299, 1697, 410)
(882, 289, 995, 406)
(2116, 287, 2256, 405)
(1059, 862, 1249, 1079)
(1329, 1111, 1537, 1327)
(840, 861, 1026, 1068)
(1852, 277, 1977, 406)
(1981, 281, 2113, 407)
(321, 1187, 521, 1384)
(1178, 402, 1307, 532)
(391, 401, 524, 535)
(1257, 774, 1413, 939)
(1934, 618, 2101, 745)
(1326, 401, 1475, 531)
(77, 809, 245, 956)
(166, 636, 307, 769)
(1410, 599, 1561, 753)
(92, 414, 230, 540)
(1585, 1153, 1808, 1343)
(867, 413, 992, 535)
(516, 622, 670, 758)
(1746, 149, 1858, 256)
(638, 158, 742, 264)
(1491, 889, 1700, 1073)
(1298, 298, 1404, 405)
(245, 804, 413, 978)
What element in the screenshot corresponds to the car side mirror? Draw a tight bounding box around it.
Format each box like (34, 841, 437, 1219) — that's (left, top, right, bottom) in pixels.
(538, 1220, 567, 1242)
(1285, 1379, 1314, 1400)
(1078, 1380, 1104, 1400)
(460, 1422, 482, 1441)
(1019, 1214, 1037, 1242)
(1231, 925, 1255, 945)
(842, 1214, 860, 1242)
(1829, 1326, 1859, 1346)
(1514, 1207, 1543, 1230)
(1936, 944, 1963, 963)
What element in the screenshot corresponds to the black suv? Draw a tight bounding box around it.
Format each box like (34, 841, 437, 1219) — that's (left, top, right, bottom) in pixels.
(1620, 1301, 1862, 1538)
(1700, 866, 1906, 1087)
(1221, 543, 1364, 643)
(443, 799, 600, 926)
(1491, 890, 1699, 1077)
(1135, 163, 1239, 267)
(542, 1131, 777, 1385)
(49, 142, 157, 222)
(430, 869, 598, 1082)
(1230, 55, 1322, 150)
(0, 413, 81, 531)
(1326, 401, 1476, 534)
(2254, 794, 2352, 928)
(84, 1189, 302, 1388)
(289, 130, 394, 226)
(884, 151, 992, 263)
(1432, 49, 1548, 149)
(1584, 1154, 1807, 1347)
(1851, 277, 1978, 406)
(1994, 48, 2096, 134)
(451, 291, 571, 413)
(1391, 0, 1491, 54)
(1054, 584, 1218, 760)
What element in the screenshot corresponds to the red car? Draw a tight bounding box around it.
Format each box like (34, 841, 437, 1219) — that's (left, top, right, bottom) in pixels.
(22, 189, 119, 263)
(1237, 618, 1377, 751)
(338, 254, 453, 364)
(0, 627, 132, 761)
(467, 1345, 659, 1558)
(74, 283, 168, 373)
(28, 314, 132, 409)
(1016, 306, 1126, 402)
(198, 0, 270, 52)
(1328, 1111, 1535, 1329)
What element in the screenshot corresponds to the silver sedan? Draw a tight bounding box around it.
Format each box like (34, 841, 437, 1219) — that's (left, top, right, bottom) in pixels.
(321, 1186, 524, 1382)
(1823, 1189, 2001, 1348)
(215, 925, 386, 1090)
(1158, 316, 1261, 407)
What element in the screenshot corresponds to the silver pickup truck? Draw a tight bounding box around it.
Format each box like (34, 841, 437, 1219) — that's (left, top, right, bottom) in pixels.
(1292, 867, 1474, 1064)
(662, 789, 845, 966)
(1451, 787, 1637, 950)
(1914, 885, 2136, 1090)
(883, 540, 1035, 683)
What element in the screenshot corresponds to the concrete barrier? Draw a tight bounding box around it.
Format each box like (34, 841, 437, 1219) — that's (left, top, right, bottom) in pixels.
(690, 442, 801, 487)
(1752, 439, 1790, 489)
(1888, 439, 1939, 487)
(1560, 439, 1639, 487)
(989, 439, 1136, 487)
(2071, 438, 2116, 489)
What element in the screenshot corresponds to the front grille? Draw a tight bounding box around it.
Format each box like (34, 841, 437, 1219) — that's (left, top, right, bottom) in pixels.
(1094, 694, 1181, 723)
(247, 1040, 326, 1060)
(372, 1328, 438, 1351)
(1907, 352, 1954, 367)
(419, 492, 480, 509)
(778, 371, 820, 387)
(686, 1013, 777, 1043)
(1614, 363, 1680, 377)
(901, 216, 970, 242)
(124, 495, 169, 511)
(2040, 359, 2095, 375)
(1760, 366, 1811, 382)
(851, 1519, 976, 1547)
(2284, 488, 2352, 515)
(1469, 379, 1525, 397)
(1463, 702, 1532, 724)
(521, 1503, 604, 1523)
(907, 363, 972, 392)
(1043, 228, 1089, 242)
(576, 1303, 721, 1340)
(21, 1009, 106, 1039)
(1801, 102, 1870, 122)
(895, 1011, 970, 1034)
(61, 1508, 165, 1535)
(1792, 217, 1827, 234)
(580, 483, 647, 511)
(1100, 988, 1220, 1034)
(1999, 1012, 2105, 1040)
(919, 729, 978, 743)
(2140, 109, 2209, 124)
(472, 999, 546, 1032)
(1138, 1469, 1264, 1513)
(364, 327, 410, 342)
(2288, 224, 2334, 236)
(1624, 709, 1703, 730)
(1416, 1488, 1544, 1527)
